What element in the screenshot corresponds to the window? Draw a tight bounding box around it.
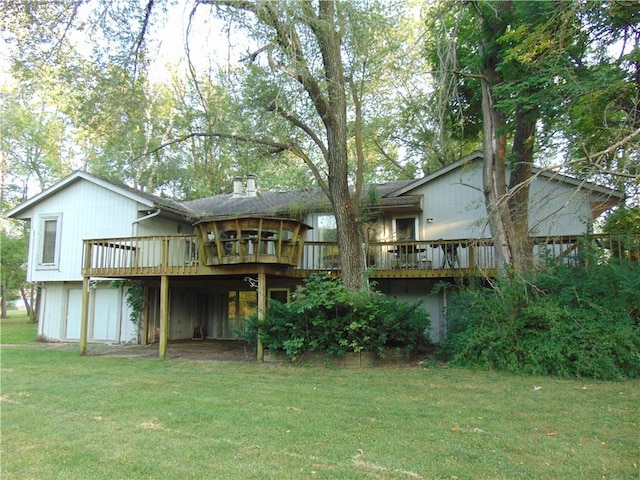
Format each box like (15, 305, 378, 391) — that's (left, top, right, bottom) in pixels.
(37, 213, 62, 269)
(317, 215, 337, 241)
(269, 288, 289, 305)
(394, 217, 417, 240)
(316, 215, 339, 268)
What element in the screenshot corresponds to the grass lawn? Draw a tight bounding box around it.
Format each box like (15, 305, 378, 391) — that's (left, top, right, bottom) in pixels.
(0, 311, 37, 345)
(1, 320, 638, 479)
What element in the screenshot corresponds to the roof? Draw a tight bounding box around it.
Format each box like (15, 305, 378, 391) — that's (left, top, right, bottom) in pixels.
(182, 180, 417, 220)
(6, 171, 194, 220)
(389, 151, 626, 202)
(8, 154, 623, 223)
(6, 170, 417, 222)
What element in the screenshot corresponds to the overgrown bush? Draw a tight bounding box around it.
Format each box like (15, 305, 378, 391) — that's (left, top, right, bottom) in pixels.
(441, 260, 640, 379)
(245, 275, 430, 360)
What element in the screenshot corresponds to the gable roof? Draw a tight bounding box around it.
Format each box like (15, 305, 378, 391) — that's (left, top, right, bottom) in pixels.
(10, 153, 621, 223)
(7, 170, 418, 223)
(6, 171, 194, 220)
(389, 151, 626, 204)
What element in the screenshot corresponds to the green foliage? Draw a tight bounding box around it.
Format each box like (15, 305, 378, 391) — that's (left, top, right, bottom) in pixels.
(603, 206, 640, 234)
(441, 260, 640, 379)
(246, 275, 430, 360)
(0, 227, 28, 306)
(110, 281, 143, 327)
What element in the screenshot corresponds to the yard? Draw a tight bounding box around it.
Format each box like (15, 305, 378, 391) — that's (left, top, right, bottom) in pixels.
(1, 313, 638, 479)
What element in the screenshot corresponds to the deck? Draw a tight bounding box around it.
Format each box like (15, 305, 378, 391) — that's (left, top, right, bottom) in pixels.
(81, 233, 636, 280)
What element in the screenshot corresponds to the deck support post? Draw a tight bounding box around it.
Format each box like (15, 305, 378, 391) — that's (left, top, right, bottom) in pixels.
(257, 272, 266, 362)
(159, 275, 169, 359)
(79, 276, 90, 356)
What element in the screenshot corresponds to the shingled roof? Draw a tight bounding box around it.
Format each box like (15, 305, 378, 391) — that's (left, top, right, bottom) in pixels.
(182, 180, 418, 221)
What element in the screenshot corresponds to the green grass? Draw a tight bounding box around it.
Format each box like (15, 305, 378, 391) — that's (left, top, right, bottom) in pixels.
(0, 311, 37, 345)
(1, 326, 638, 479)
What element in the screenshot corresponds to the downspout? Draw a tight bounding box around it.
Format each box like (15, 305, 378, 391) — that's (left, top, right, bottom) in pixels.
(131, 209, 161, 237)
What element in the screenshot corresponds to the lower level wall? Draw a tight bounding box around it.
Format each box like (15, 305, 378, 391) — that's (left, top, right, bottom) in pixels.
(151, 278, 447, 344)
(37, 277, 449, 345)
(373, 279, 446, 343)
(37, 281, 137, 343)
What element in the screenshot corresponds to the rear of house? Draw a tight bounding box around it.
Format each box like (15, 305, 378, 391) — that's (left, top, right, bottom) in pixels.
(7, 154, 625, 352)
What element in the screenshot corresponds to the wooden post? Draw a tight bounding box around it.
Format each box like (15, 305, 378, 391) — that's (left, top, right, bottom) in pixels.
(79, 243, 92, 356)
(161, 238, 168, 271)
(469, 243, 476, 272)
(159, 275, 169, 359)
(257, 272, 266, 362)
(79, 276, 90, 356)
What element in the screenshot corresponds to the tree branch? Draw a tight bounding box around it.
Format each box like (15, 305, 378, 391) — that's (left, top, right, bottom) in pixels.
(132, 0, 155, 78)
(140, 131, 330, 194)
(575, 126, 640, 167)
(269, 103, 329, 161)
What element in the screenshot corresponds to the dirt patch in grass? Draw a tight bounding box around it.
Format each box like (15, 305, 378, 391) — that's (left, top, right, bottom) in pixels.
(89, 340, 256, 361)
(2, 339, 256, 361)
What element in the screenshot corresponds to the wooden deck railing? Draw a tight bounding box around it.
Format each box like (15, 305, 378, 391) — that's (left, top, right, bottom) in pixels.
(82, 233, 638, 277)
(83, 235, 200, 276)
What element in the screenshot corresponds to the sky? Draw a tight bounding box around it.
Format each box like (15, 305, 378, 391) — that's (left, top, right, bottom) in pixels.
(149, 2, 252, 82)
(0, 1, 249, 87)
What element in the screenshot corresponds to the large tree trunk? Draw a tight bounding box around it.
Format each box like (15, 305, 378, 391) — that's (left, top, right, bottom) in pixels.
(476, 0, 538, 276)
(477, 0, 514, 273)
(217, 0, 367, 291)
(507, 104, 537, 271)
(316, 0, 366, 291)
(480, 76, 512, 272)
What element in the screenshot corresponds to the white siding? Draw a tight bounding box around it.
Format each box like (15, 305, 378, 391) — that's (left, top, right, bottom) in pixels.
(91, 288, 122, 341)
(406, 161, 597, 240)
(24, 179, 186, 283)
(64, 287, 84, 340)
(417, 161, 487, 240)
(37, 284, 65, 340)
(136, 215, 194, 237)
(26, 181, 139, 282)
(38, 281, 137, 343)
(528, 178, 593, 236)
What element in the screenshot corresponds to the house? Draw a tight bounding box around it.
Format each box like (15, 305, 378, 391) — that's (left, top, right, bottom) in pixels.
(7, 153, 625, 358)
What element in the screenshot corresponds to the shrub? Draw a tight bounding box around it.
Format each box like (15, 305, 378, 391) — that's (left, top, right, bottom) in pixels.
(246, 275, 430, 360)
(441, 260, 640, 379)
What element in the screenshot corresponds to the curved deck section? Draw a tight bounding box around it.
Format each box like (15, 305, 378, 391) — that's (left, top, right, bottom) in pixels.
(194, 216, 311, 267)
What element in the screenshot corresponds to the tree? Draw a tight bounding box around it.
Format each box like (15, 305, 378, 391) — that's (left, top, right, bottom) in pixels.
(5, 0, 441, 291)
(0, 85, 70, 196)
(183, 0, 416, 290)
(0, 228, 29, 319)
(428, 0, 640, 275)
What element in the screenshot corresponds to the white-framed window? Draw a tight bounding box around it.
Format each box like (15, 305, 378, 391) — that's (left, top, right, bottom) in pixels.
(393, 217, 418, 240)
(37, 213, 62, 269)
